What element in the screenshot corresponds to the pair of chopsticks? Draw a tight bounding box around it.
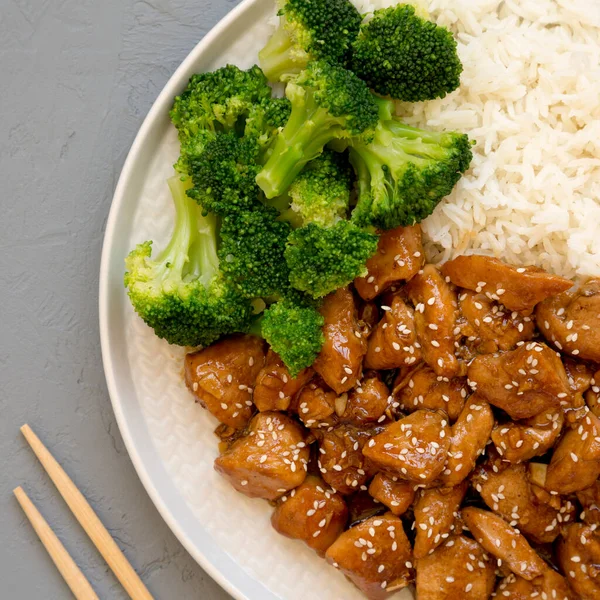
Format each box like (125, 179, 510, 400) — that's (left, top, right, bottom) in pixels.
(14, 424, 154, 600)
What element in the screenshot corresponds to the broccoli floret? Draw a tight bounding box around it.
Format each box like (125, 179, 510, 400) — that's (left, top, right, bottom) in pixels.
(259, 0, 362, 82)
(350, 99, 473, 230)
(285, 221, 378, 298)
(256, 299, 325, 376)
(256, 61, 379, 199)
(170, 64, 274, 173)
(124, 176, 254, 347)
(219, 206, 293, 299)
(351, 4, 462, 102)
(277, 149, 353, 227)
(186, 132, 263, 215)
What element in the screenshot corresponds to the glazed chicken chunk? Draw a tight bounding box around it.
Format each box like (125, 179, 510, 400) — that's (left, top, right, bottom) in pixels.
(406, 265, 460, 378)
(491, 407, 563, 463)
(253, 349, 313, 412)
(315, 424, 377, 494)
(295, 379, 338, 429)
(577, 481, 600, 525)
(364, 293, 421, 370)
(340, 374, 391, 426)
(413, 482, 468, 558)
(363, 410, 451, 484)
(184, 335, 265, 429)
(354, 225, 424, 301)
(393, 365, 468, 422)
(458, 289, 535, 352)
(439, 395, 494, 487)
(326, 513, 413, 599)
(415, 535, 496, 600)
(441, 255, 572, 313)
(495, 570, 577, 600)
(462, 507, 547, 580)
(271, 475, 348, 556)
(214, 412, 308, 500)
(468, 342, 571, 420)
(314, 287, 367, 394)
(537, 278, 600, 362)
(545, 409, 600, 494)
(368, 473, 415, 516)
(473, 461, 572, 544)
(557, 523, 600, 600)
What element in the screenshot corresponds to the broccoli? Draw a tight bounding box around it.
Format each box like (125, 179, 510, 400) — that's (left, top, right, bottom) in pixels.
(256, 61, 379, 199)
(276, 149, 353, 227)
(124, 176, 254, 348)
(254, 299, 325, 376)
(259, 0, 362, 82)
(350, 4, 462, 102)
(170, 64, 281, 175)
(286, 221, 378, 298)
(349, 98, 473, 230)
(186, 132, 263, 215)
(219, 206, 293, 300)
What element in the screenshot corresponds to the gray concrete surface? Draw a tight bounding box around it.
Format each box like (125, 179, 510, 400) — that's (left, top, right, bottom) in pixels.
(1, 1, 242, 597)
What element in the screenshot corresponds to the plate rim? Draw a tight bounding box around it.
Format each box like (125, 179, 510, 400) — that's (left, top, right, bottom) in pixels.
(98, 1, 280, 599)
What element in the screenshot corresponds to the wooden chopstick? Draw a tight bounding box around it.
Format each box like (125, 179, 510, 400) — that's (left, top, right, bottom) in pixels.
(14, 486, 99, 600)
(21, 424, 154, 600)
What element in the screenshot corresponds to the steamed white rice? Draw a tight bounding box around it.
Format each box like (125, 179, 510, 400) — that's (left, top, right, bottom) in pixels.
(355, 0, 600, 279)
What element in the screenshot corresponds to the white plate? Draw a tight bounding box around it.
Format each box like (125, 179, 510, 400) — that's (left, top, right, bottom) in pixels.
(98, 0, 413, 598)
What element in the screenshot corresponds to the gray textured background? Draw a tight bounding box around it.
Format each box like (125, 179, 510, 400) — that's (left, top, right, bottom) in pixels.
(1, 0, 241, 597)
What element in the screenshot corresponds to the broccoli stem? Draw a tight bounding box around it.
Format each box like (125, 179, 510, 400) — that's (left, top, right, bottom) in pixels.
(256, 85, 342, 199)
(258, 18, 307, 82)
(165, 176, 219, 287)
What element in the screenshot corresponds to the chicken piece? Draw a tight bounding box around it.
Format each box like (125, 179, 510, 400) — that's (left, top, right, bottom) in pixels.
(368, 473, 415, 516)
(313, 287, 367, 394)
(365, 293, 421, 370)
(468, 342, 571, 420)
(494, 570, 577, 600)
(315, 424, 378, 495)
(473, 462, 565, 544)
(536, 278, 600, 362)
(184, 335, 265, 429)
(214, 411, 308, 500)
(271, 475, 348, 556)
(491, 408, 564, 464)
(340, 374, 390, 426)
(295, 379, 338, 429)
(326, 513, 413, 599)
(415, 535, 496, 600)
(393, 365, 468, 422)
(458, 289, 535, 352)
(413, 482, 467, 558)
(441, 255, 572, 313)
(363, 410, 451, 484)
(354, 225, 424, 301)
(564, 358, 595, 395)
(440, 395, 494, 487)
(405, 265, 460, 378)
(557, 523, 600, 600)
(546, 409, 600, 494)
(253, 350, 313, 412)
(462, 507, 547, 580)
(577, 481, 600, 526)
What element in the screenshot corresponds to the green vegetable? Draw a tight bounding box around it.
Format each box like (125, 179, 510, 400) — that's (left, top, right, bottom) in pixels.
(255, 299, 325, 377)
(219, 205, 293, 299)
(124, 176, 254, 348)
(351, 4, 463, 102)
(277, 149, 353, 227)
(286, 221, 378, 298)
(350, 98, 473, 230)
(259, 0, 362, 82)
(256, 61, 379, 199)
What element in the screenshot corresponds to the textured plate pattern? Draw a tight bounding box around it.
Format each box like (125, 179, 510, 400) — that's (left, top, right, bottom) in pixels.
(109, 1, 413, 598)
